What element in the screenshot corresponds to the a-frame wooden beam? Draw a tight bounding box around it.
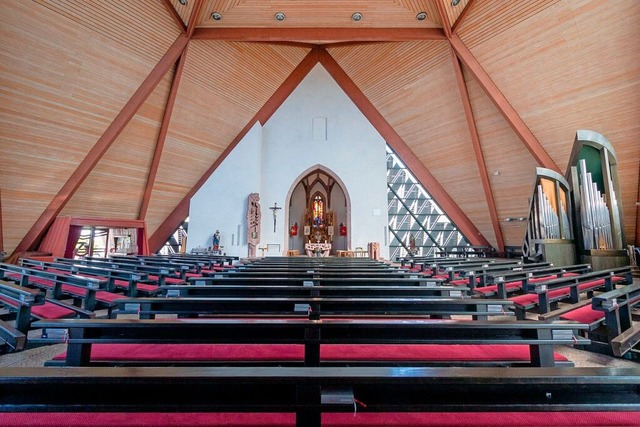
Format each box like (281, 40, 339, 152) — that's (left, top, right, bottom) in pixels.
(139, 46, 190, 221)
(451, 0, 477, 34)
(435, 0, 503, 251)
(449, 34, 560, 173)
(12, 33, 190, 256)
(0, 189, 3, 253)
(148, 47, 320, 251)
(636, 162, 640, 246)
(192, 27, 447, 42)
(186, 0, 204, 38)
(434, 0, 452, 39)
(162, 0, 186, 33)
(318, 47, 491, 247)
(450, 49, 505, 252)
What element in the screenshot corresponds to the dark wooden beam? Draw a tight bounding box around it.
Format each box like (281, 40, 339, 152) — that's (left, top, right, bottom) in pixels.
(162, 0, 186, 33)
(12, 33, 190, 256)
(148, 47, 320, 252)
(191, 27, 447, 42)
(139, 46, 190, 221)
(318, 48, 491, 247)
(449, 34, 560, 173)
(435, 0, 452, 39)
(186, 0, 204, 38)
(452, 0, 477, 34)
(450, 49, 505, 252)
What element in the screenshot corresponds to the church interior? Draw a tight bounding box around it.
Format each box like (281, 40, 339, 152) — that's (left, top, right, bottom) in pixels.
(1, 0, 640, 425)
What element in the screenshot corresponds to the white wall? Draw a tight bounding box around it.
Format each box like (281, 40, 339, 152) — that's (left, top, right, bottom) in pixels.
(188, 64, 389, 258)
(187, 122, 262, 257)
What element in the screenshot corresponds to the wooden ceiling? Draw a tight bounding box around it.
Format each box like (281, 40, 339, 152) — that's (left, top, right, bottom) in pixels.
(1, 0, 638, 256)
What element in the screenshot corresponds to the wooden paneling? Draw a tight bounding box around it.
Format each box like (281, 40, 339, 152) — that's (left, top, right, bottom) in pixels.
(197, 0, 439, 28)
(464, 70, 538, 247)
(330, 42, 495, 246)
(60, 70, 175, 220)
(144, 41, 310, 237)
(459, 0, 640, 245)
(0, 1, 178, 254)
(35, 0, 181, 62)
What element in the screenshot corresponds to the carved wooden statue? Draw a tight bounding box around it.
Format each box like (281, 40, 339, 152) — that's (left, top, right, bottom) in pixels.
(247, 193, 261, 257)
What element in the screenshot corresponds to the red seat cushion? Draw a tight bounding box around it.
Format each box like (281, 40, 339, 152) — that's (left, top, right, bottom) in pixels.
(31, 302, 76, 319)
(1, 412, 638, 427)
(95, 291, 124, 303)
(113, 279, 157, 292)
(560, 305, 605, 324)
(52, 343, 567, 363)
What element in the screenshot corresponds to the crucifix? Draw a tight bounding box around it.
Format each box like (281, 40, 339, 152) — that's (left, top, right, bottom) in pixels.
(269, 202, 282, 232)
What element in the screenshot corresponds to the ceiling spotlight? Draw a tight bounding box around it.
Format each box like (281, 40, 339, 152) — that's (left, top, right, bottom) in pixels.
(416, 12, 427, 21)
(211, 12, 222, 21)
(451, 0, 461, 6)
(352, 12, 363, 22)
(275, 12, 285, 21)
(178, 0, 187, 5)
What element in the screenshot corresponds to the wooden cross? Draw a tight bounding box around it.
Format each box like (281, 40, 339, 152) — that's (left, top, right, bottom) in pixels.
(269, 202, 282, 232)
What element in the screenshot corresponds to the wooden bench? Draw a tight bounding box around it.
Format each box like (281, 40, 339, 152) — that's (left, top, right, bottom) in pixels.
(0, 263, 119, 315)
(159, 284, 469, 299)
(510, 268, 632, 319)
(20, 259, 155, 297)
(477, 264, 592, 298)
(115, 296, 511, 320)
(1, 366, 639, 427)
(190, 276, 446, 288)
(0, 280, 93, 338)
(55, 257, 184, 286)
(34, 317, 588, 368)
(0, 319, 25, 353)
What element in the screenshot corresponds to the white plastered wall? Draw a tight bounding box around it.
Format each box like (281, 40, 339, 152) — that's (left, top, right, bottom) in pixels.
(188, 64, 389, 259)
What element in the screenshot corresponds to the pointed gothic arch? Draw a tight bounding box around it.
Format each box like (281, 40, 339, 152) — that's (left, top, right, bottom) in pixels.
(284, 164, 351, 254)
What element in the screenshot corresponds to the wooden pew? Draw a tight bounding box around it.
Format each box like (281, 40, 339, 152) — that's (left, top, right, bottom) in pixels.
(189, 276, 446, 288)
(114, 296, 511, 320)
(0, 319, 25, 353)
(0, 263, 119, 315)
(477, 264, 592, 298)
(55, 258, 184, 286)
(1, 366, 639, 427)
(0, 280, 92, 338)
(20, 259, 155, 297)
(159, 284, 469, 299)
(511, 268, 632, 319)
(34, 318, 589, 368)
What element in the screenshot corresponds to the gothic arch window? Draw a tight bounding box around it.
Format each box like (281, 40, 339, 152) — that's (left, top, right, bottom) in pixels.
(311, 192, 325, 227)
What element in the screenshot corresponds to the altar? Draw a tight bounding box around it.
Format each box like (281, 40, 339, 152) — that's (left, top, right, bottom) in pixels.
(305, 242, 331, 257)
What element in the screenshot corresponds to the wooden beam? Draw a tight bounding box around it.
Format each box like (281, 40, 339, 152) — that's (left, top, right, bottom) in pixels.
(191, 27, 447, 42)
(450, 49, 505, 252)
(186, 0, 204, 38)
(162, 0, 186, 33)
(0, 188, 3, 253)
(139, 46, 190, 221)
(435, 0, 452, 39)
(317, 48, 491, 247)
(12, 33, 190, 256)
(449, 34, 560, 173)
(148, 47, 320, 252)
(451, 0, 477, 34)
(636, 162, 640, 246)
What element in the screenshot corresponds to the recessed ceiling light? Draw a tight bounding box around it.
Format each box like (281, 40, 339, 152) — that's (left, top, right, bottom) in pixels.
(211, 12, 222, 21)
(352, 12, 363, 22)
(416, 12, 427, 21)
(275, 12, 285, 21)
(178, 0, 187, 5)
(451, 0, 461, 6)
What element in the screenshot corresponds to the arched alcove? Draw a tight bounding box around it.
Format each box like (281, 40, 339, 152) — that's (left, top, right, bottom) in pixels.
(284, 165, 351, 255)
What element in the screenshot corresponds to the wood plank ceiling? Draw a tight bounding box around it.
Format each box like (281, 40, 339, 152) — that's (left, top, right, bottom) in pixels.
(0, 0, 638, 256)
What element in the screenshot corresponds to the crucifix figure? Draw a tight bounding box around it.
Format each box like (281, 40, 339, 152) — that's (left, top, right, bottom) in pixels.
(269, 202, 282, 232)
